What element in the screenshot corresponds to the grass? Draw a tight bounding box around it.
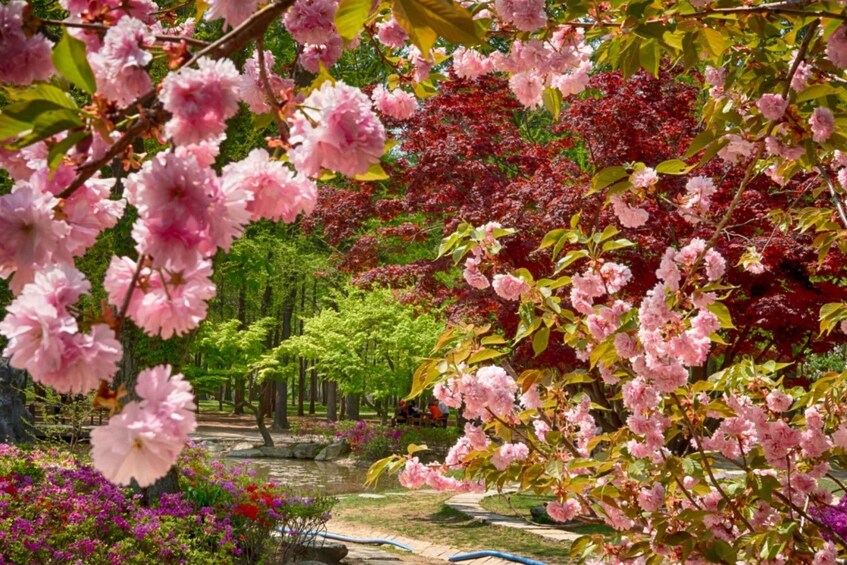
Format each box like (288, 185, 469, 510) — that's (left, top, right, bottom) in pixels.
(195, 399, 382, 420)
(332, 491, 572, 564)
(480, 494, 614, 536)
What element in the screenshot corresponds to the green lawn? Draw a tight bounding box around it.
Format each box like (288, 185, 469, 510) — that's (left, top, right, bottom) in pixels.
(333, 492, 571, 564)
(480, 494, 614, 536)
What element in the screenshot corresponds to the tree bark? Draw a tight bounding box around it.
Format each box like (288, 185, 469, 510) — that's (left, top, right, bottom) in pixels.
(272, 285, 296, 431)
(0, 360, 32, 444)
(346, 392, 360, 420)
(309, 362, 317, 415)
(233, 281, 248, 415)
(326, 380, 337, 422)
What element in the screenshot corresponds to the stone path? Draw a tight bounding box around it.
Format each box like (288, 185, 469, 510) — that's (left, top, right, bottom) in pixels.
(445, 492, 580, 543)
(328, 520, 518, 565)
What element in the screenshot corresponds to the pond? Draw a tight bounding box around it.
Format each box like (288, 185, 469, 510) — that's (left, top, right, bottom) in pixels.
(238, 457, 400, 495)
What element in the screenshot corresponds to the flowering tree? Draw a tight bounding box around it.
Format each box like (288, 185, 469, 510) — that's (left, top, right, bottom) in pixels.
(2, 0, 847, 561)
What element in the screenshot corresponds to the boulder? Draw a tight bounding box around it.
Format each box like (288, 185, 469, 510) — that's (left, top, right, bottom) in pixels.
(315, 439, 350, 461)
(294, 539, 348, 564)
(293, 442, 327, 459)
(260, 446, 295, 458)
(226, 448, 266, 459)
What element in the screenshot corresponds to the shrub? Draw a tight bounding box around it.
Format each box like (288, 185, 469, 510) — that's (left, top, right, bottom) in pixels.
(0, 443, 334, 564)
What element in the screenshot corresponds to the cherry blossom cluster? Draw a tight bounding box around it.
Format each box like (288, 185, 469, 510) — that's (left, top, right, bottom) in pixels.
(0, 1, 54, 85)
(91, 365, 197, 487)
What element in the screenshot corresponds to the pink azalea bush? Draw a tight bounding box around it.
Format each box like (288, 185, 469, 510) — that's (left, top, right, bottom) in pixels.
(0, 444, 334, 564)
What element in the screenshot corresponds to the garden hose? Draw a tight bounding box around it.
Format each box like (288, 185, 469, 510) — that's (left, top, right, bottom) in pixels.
(448, 550, 548, 565)
(279, 528, 415, 552)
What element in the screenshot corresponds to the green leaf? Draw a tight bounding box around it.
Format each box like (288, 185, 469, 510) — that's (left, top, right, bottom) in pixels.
(590, 166, 628, 194)
(796, 83, 840, 103)
(655, 158, 695, 175)
(542, 88, 561, 120)
(52, 32, 97, 94)
(335, 0, 373, 41)
(47, 131, 88, 172)
(467, 348, 505, 364)
(639, 38, 660, 77)
(707, 301, 735, 330)
(539, 229, 565, 250)
(195, 0, 210, 20)
(393, 0, 479, 54)
(407, 443, 429, 455)
(532, 327, 550, 357)
(602, 238, 635, 252)
(685, 129, 715, 158)
(699, 27, 726, 59)
(354, 163, 390, 181)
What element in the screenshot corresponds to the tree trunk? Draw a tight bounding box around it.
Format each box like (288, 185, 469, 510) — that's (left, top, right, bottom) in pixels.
(273, 379, 289, 430)
(233, 281, 248, 415)
(0, 360, 32, 444)
(309, 362, 317, 415)
(326, 380, 337, 422)
(272, 285, 296, 431)
(346, 392, 360, 420)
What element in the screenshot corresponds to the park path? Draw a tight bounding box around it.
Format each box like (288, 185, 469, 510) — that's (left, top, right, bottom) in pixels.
(327, 519, 519, 565)
(445, 492, 580, 543)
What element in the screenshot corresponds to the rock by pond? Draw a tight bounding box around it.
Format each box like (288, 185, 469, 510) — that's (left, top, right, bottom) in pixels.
(315, 439, 350, 461)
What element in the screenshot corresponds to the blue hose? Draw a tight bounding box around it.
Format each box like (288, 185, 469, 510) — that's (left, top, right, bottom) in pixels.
(449, 550, 548, 565)
(279, 528, 414, 552)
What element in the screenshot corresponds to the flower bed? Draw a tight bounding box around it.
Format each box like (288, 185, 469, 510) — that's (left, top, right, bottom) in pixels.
(0, 443, 334, 564)
(291, 419, 461, 460)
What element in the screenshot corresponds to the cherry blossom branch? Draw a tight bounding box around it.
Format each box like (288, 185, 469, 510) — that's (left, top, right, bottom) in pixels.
(56, 0, 296, 202)
(115, 254, 147, 335)
(703, 19, 819, 251)
(670, 393, 756, 533)
(40, 18, 210, 47)
(820, 168, 847, 229)
(152, 0, 194, 15)
(771, 490, 847, 551)
(256, 36, 287, 136)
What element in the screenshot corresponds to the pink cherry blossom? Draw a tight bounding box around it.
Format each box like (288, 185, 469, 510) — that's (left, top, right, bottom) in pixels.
(765, 390, 793, 413)
(283, 0, 339, 45)
(533, 420, 550, 443)
(704, 249, 726, 281)
(160, 57, 241, 146)
(791, 59, 812, 91)
(135, 365, 197, 438)
(614, 333, 638, 359)
(222, 148, 317, 223)
(0, 1, 54, 85)
(60, 178, 126, 258)
(375, 18, 407, 49)
(289, 80, 386, 177)
(611, 195, 649, 228)
(398, 457, 429, 489)
(205, 0, 259, 29)
(547, 499, 580, 522)
(600, 262, 632, 294)
(463, 256, 490, 289)
(372, 85, 418, 120)
(679, 176, 716, 224)
(0, 290, 76, 379)
(630, 167, 658, 189)
(509, 72, 544, 108)
(553, 61, 591, 97)
(239, 50, 292, 114)
(91, 402, 183, 487)
(434, 377, 462, 408)
(827, 26, 847, 69)
(637, 483, 665, 512)
(300, 34, 344, 73)
(810, 107, 835, 143)
(104, 255, 146, 321)
(124, 152, 219, 268)
(756, 93, 788, 121)
(0, 186, 70, 293)
(453, 47, 492, 79)
(704, 66, 725, 87)
(494, 0, 547, 32)
(491, 442, 529, 471)
(89, 17, 154, 107)
(520, 385, 541, 410)
(38, 325, 122, 394)
(477, 365, 518, 418)
(134, 259, 217, 339)
(718, 134, 755, 164)
(492, 273, 529, 301)
(622, 378, 659, 412)
(813, 542, 837, 565)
